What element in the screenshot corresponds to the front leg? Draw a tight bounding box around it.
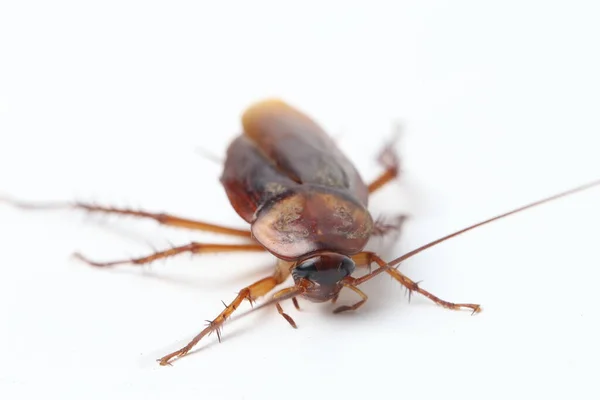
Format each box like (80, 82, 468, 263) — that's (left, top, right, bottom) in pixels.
(351, 252, 481, 314)
(332, 283, 368, 313)
(158, 274, 283, 365)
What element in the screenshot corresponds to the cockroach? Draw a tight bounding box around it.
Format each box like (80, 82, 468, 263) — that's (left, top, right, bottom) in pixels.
(3, 99, 599, 366)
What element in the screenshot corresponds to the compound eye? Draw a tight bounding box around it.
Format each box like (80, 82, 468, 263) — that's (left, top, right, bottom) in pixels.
(338, 257, 356, 276)
(292, 258, 318, 281)
(292, 254, 356, 285)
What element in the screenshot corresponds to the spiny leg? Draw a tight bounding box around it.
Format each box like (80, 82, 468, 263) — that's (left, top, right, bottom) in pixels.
(75, 242, 266, 267)
(352, 252, 481, 314)
(367, 135, 401, 194)
(372, 214, 408, 238)
(1, 198, 252, 238)
(159, 273, 288, 366)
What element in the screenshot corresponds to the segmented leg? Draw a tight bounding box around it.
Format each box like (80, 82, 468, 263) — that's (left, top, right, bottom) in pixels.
(276, 303, 297, 328)
(292, 297, 300, 310)
(74, 242, 265, 267)
(352, 252, 481, 314)
(158, 273, 287, 366)
(1, 198, 252, 238)
(329, 263, 393, 311)
(332, 284, 368, 313)
(331, 292, 340, 304)
(273, 286, 302, 329)
(156, 266, 389, 365)
(367, 137, 401, 194)
(372, 215, 408, 238)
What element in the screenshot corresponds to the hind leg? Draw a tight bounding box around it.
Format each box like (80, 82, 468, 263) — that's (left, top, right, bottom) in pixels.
(371, 215, 408, 238)
(367, 134, 402, 194)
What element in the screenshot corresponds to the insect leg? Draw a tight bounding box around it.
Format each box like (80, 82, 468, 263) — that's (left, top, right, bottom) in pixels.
(332, 284, 368, 314)
(371, 215, 408, 238)
(367, 137, 401, 194)
(352, 252, 481, 314)
(0, 198, 252, 238)
(74, 242, 265, 267)
(273, 286, 302, 329)
(158, 274, 290, 366)
(291, 297, 301, 310)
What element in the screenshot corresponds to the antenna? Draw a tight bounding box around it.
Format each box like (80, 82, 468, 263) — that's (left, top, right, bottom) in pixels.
(386, 179, 600, 268)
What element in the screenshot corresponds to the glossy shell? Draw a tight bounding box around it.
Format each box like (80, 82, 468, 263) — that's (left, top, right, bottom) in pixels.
(220, 99, 373, 261)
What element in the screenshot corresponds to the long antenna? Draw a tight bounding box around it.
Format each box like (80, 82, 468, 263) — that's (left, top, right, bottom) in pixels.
(387, 178, 600, 268)
(194, 146, 223, 165)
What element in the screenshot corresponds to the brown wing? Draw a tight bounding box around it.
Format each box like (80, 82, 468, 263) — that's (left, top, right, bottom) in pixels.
(221, 99, 369, 223)
(241, 99, 369, 204)
(220, 100, 373, 260)
(220, 134, 300, 223)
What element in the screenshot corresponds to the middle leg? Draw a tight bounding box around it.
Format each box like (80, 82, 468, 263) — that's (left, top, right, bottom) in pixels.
(75, 242, 266, 267)
(371, 214, 408, 238)
(367, 136, 402, 194)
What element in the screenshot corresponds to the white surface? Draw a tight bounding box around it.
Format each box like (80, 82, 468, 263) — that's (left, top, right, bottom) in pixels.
(1, 1, 600, 399)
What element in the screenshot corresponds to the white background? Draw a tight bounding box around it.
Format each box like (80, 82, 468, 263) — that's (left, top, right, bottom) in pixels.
(1, 1, 600, 399)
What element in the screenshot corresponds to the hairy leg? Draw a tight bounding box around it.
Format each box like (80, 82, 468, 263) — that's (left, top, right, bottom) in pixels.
(1, 198, 252, 238)
(371, 214, 408, 238)
(351, 252, 481, 314)
(75, 242, 266, 267)
(367, 137, 401, 194)
(158, 273, 293, 365)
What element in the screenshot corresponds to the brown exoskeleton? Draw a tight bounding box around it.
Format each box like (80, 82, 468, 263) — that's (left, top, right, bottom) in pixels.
(3, 99, 599, 365)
